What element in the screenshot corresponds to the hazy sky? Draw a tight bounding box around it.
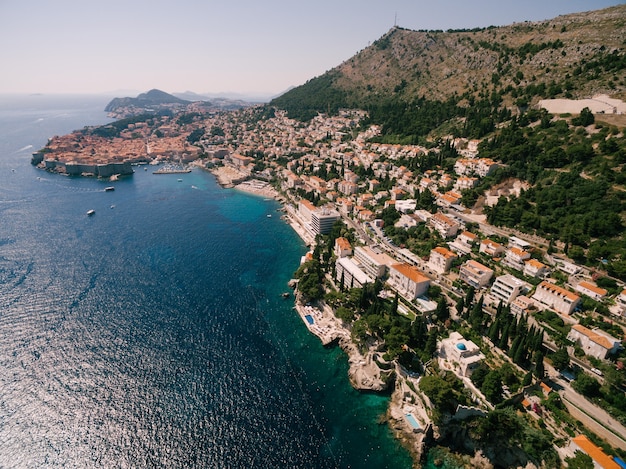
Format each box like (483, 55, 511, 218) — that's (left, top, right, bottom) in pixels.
(0, 0, 624, 97)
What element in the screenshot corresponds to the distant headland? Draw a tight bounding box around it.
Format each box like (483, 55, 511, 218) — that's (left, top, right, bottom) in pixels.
(31, 89, 254, 178)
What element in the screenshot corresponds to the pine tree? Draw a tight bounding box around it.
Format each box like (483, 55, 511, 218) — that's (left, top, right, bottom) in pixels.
(534, 351, 545, 380)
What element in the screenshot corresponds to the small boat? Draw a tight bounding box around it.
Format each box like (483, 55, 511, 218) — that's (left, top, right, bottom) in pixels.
(105, 186, 115, 192)
(267, 214, 272, 218)
(281, 292, 290, 299)
(87, 209, 95, 216)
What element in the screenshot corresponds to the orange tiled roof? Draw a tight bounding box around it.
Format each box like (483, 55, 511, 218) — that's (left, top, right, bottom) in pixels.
(572, 435, 620, 469)
(434, 246, 457, 259)
(571, 324, 617, 350)
(537, 281, 580, 302)
(578, 280, 608, 297)
(391, 263, 430, 284)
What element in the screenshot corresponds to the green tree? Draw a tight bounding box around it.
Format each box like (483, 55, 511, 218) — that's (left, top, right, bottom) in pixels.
(534, 351, 545, 380)
(435, 297, 450, 323)
(481, 370, 504, 404)
(551, 347, 570, 371)
(573, 373, 601, 397)
(565, 452, 593, 469)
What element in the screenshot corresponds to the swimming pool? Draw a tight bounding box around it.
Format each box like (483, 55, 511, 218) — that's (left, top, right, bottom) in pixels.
(405, 413, 420, 430)
(305, 314, 314, 325)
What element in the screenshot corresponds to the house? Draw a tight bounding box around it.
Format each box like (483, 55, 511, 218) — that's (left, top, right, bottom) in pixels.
(428, 247, 457, 274)
(388, 263, 430, 300)
(439, 332, 485, 378)
(569, 435, 621, 469)
(508, 236, 532, 252)
(459, 260, 494, 289)
(479, 239, 505, 258)
(394, 199, 417, 213)
(510, 295, 537, 316)
(523, 259, 550, 279)
(502, 247, 531, 271)
(576, 280, 608, 301)
(429, 212, 460, 238)
(454, 176, 479, 191)
(334, 237, 352, 258)
(532, 281, 581, 315)
(567, 324, 622, 360)
(475, 158, 499, 177)
(448, 231, 477, 256)
(338, 180, 358, 195)
(490, 274, 531, 305)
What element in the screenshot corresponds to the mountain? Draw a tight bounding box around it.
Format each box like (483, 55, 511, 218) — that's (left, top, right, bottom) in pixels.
(270, 4, 626, 124)
(104, 89, 190, 114)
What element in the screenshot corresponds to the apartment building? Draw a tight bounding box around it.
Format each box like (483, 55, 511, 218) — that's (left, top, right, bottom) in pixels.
(459, 260, 494, 289)
(335, 257, 373, 290)
(353, 246, 396, 279)
(502, 247, 531, 271)
(388, 263, 430, 300)
(532, 281, 581, 315)
(429, 212, 460, 238)
(490, 274, 531, 305)
(428, 246, 457, 274)
(523, 259, 550, 279)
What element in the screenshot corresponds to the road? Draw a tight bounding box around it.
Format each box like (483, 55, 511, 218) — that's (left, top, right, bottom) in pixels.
(550, 373, 626, 449)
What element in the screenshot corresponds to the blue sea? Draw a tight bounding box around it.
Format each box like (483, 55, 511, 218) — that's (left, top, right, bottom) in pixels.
(0, 94, 414, 468)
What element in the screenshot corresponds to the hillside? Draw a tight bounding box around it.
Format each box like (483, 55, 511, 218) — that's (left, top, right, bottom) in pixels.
(271, 4, 626, 126)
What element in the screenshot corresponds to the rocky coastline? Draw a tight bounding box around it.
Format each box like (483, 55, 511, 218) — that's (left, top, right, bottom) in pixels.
(206, 166, 430, 466)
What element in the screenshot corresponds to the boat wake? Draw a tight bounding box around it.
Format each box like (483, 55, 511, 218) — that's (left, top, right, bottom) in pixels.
(16, 144, 33, 153)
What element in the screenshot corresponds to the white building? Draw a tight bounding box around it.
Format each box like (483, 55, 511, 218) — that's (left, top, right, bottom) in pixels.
(459, 260, 493, 289)
(575, 280, 608, 301)
(532, 281, 581, 315)
(353, 246, 396, 279)
(508, 236, 532, 252)
(502, 247, 531, 271)
(335, 257, 373, 290)
(428, 246, 457, 274)
(510, 295, 537, 316)
(334, 237, 352, 258)
(523, 259, 550, 279)
(490, 274, 531, 305)
(439, 332, 485, 377)
(394, 199, 417, 213)
(448, 231, 477, 256)
(310, 208, 341, 235)
(567, 324, 622, 360)
(388, 263, 430, 300)
(479, 239, 505, 258)
(429, 212, 460, 238)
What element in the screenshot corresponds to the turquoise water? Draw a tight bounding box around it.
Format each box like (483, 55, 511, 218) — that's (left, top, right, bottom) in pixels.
(0, 95, 414, 468)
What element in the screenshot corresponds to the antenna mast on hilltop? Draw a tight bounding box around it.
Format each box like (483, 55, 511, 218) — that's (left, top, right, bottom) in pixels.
(394, 12, 397, 27)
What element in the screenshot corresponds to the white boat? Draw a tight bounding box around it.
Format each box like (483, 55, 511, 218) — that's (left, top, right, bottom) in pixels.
(87, 209, 95, 216)
(105, 186, 115, 192)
